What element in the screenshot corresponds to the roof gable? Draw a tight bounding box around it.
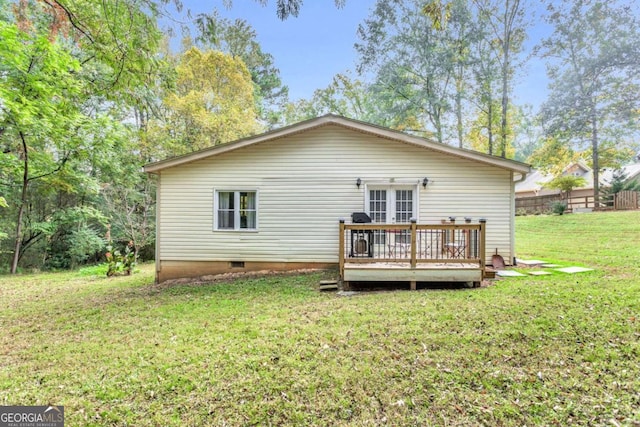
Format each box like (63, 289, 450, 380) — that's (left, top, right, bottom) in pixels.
(144, 114, 530, 175)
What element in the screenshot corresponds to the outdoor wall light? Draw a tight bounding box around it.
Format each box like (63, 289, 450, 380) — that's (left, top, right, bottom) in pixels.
(422, 177, 429, 188)
(356, 178, 362, 188)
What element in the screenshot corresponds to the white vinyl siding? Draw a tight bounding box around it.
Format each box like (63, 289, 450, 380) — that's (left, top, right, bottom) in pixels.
(157, 125, 517, 264)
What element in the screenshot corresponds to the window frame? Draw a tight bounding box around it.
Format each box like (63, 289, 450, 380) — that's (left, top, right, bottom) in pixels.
(213, 189, 259, 231)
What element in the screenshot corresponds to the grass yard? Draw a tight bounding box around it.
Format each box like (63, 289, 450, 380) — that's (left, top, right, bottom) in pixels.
(1, 211, 639, 426)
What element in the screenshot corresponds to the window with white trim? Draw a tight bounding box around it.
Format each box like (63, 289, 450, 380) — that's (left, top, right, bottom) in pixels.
(214, 190, 257, 230)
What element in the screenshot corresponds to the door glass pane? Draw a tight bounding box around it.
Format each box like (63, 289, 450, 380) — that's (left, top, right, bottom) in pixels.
(395, 190, 413, 222)
(369, 189, 387, 244)
(395, 190, 413, 243)
(369, 189, 387, 223)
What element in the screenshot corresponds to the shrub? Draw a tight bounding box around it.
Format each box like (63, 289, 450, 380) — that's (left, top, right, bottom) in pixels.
(551, 201, 567, 215)
(105, 242, 136, 277)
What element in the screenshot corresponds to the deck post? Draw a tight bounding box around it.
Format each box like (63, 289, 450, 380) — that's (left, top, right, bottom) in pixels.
(339, 219, 345, 279)
(410, 218, 417, 269)
(479, 218, 487, 278)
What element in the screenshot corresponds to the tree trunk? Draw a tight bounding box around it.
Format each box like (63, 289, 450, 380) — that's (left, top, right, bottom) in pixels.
(455, 63, 464, 148)
(591, 109, 600, 206)
(11, 133, 29, 274)
(500, 33, 510, 158)
(456, 82, 464, 148)
(487, 100, 494, 156)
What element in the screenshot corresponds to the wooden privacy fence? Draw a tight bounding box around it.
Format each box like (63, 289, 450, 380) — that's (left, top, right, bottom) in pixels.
(516, 191, 639, 214)
(516, 194, 561, 213)
(614, 190, 639, 210)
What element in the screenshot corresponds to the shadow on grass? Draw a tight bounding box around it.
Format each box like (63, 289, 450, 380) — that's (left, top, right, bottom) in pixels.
(346, 281, 476, 292)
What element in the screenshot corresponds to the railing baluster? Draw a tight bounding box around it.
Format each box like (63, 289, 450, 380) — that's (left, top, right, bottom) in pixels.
(410, 219, 417, 268)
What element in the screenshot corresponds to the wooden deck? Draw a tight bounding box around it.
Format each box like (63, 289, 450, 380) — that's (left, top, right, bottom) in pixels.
(339, 220, 486, 289)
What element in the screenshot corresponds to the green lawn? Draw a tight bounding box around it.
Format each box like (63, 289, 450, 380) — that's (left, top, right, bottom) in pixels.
(1, 211, 639, 426)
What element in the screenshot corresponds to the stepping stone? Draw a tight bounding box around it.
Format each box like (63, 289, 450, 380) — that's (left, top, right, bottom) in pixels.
(337, 291, 359, 297)
(528, 271, 552, 276)
(517, 259, 546, 266)
(541, 264, 561, 268)
(555, 266, 594, 274)
(496, 270, 527, 277)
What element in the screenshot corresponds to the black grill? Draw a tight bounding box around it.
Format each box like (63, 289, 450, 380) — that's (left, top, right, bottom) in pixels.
(351, 212, 372, 223)
(350, 212, 373, 257)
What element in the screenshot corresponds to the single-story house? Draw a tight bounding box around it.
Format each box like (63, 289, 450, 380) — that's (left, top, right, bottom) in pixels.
(516, 161, 640, 199)
(516, 161, 640, 211)
(144, 115, 530, 284)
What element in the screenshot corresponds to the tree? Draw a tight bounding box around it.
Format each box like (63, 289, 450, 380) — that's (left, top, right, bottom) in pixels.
(544, 175, 587, 201)
(157, 46, 259, 155)
(226, 0, 346, 19)
(356, 0, 469, 143)
(527, 136, 579, 176)
(0, 0, 162, 272)
(473, 0, 528, 158)
(468, 11, 502, 155)
(101, 180, 155, 261)
(539, 0, 640, 205)
(467, 101, 520, 158)
(193, 12, 289, 127)
(0, 22, 90, 273)
(11, 0, 164, 98)
(356, 0, 529, 149)
(423, 0, 479, 147)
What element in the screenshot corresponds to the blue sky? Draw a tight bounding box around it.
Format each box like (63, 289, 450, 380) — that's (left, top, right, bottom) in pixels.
(175, 1, 551, 109)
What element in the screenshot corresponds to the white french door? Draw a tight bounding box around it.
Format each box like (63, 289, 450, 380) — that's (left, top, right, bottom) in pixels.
(367, 186, 417, 246)
(367, 186, 416, 224)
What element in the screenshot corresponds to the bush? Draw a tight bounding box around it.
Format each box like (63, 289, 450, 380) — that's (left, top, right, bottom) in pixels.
(105, 242, 136, 277)
(551, 201, 567, 215)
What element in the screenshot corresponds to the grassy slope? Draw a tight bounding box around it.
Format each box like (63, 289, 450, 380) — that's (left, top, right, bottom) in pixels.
(1, 211, 639, 426)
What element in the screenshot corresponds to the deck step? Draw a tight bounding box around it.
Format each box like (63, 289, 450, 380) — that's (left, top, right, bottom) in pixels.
(484, 268, 496, 279)
(319, 280, 339, 291)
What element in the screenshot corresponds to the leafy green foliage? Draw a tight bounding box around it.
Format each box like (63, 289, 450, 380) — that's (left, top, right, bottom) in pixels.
(0, 4, 161, 273)
(251, 0, 346, 20)
(105, 242, 136, 276)
(355, 0, 528, 150)
(549, 201, 566, 215)
(467, 101, 525, 158)
(544, 175, 587, 196)
(155, 46, 260, 155)
(192, 12, 289, 127)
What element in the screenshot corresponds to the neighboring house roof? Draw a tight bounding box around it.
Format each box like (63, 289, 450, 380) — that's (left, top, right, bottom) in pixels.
(601, 163, 640, 184)
(516, 161, 640, 194)
(144, 114, 530, 175)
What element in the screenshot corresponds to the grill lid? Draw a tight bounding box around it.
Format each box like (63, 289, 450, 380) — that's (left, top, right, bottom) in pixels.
(351, 212, 372, 223)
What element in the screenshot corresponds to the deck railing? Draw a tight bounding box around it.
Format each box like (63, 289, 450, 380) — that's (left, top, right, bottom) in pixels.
(339, 219, 486, 277)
